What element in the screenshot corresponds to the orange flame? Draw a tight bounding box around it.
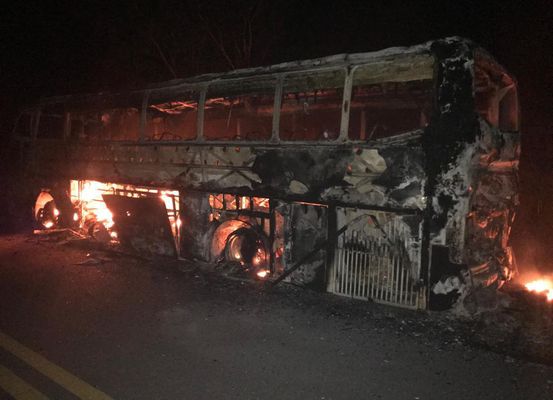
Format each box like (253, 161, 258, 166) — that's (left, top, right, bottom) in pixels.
(70, 180, 180, 244)
(79, 181, 114, 228)
(525, 279, 553, 301)
(256, 269, 270, 279)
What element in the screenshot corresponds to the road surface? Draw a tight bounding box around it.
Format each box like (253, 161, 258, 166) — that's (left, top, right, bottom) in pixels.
(0, 233, 552, 399)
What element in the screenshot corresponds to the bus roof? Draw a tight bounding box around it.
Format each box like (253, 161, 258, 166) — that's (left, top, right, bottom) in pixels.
(34, 37, 509, 108)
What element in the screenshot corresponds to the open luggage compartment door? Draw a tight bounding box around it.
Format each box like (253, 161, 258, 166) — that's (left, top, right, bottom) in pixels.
(328, 207, 424, 309)
(103, 194, 177, 258)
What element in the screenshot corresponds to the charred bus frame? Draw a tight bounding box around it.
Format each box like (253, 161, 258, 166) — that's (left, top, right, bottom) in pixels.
(12, 37, 520, 309)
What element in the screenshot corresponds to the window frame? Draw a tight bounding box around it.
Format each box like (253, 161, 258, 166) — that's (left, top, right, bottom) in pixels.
(201, 77, 278, 143)
(346, 64, 435, 143)
(29, 55, 437, 146)
(473, 50, 520, 133)
(11, 110, 38, 140)
(144, 86, 201, 142)
(36, 106, 67, 141)
(278, 67, 349, 144)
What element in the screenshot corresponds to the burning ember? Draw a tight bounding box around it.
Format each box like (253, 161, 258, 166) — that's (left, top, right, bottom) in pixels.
(256, 269, 270, 279)
(525, 279, 553, 301)
(43, 221, 54, 229)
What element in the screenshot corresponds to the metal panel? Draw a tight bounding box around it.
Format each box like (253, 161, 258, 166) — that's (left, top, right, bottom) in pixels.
(328, 208, 424, 309)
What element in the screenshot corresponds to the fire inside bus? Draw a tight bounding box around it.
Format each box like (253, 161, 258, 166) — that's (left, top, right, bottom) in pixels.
(12, 37, 520, 310)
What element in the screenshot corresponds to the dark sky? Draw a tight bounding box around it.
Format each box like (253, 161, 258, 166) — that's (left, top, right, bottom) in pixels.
(1, 0, 552, 126)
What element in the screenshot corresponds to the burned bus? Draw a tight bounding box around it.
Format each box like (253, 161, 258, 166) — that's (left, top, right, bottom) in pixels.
(12, 37, 519, 309)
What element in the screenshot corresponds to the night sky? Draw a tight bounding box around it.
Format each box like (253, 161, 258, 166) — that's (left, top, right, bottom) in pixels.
(1, 0, 552, 267)
(2, 1, 552, 117)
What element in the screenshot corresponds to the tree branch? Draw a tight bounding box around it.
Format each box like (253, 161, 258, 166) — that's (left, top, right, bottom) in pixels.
(149, 33, 178, 79)
(197, 11, 236, 70)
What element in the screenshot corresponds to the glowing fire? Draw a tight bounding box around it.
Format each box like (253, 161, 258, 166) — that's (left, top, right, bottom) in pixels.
(525, 279, 553, 301)
(77, 180, 115, 228)
(252, 247, 266, 266)
(256, 269, 270, 279)
(68, 180, 181, 244)
(160, 191, 173, 210)
(96, 208, 114, 228)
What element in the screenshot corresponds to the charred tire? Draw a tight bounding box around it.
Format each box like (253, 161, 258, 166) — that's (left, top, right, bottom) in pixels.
(33, 181, 76, 229)
(224, 226, 269, 268)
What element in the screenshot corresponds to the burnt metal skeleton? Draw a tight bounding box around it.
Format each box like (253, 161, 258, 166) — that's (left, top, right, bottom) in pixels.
(14, 37, 519, 310)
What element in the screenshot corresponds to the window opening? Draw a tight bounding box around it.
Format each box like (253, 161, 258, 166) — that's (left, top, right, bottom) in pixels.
(474, 52, 518, 132)
(146, 90, 198, 141)
(349, 66, 433, 140)
(70, 108, 140, 142)
(280, 70, 345, 141)
(204, 81, 275, 141)
(38, 105, 65, 139)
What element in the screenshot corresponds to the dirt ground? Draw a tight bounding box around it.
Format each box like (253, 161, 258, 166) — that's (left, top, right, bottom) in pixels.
(0, 232, 552, 399)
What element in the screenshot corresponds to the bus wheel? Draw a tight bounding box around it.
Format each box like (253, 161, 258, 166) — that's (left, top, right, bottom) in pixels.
(33, 188, 76, 229)
(34, 191, 59, 229)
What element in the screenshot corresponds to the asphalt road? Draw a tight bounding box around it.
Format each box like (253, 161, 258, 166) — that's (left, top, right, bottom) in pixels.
(0, 233, 552, 400)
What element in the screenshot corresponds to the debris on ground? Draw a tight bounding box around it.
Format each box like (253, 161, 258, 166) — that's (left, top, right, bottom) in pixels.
(75, 252, 112, 266)
(450, 284, 553, 364)
(30, 228, 85, 244)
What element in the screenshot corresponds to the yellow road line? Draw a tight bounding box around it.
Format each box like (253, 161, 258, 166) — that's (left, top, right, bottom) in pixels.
(0, 331, 113, 400)
(0, 364, 50, 400)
